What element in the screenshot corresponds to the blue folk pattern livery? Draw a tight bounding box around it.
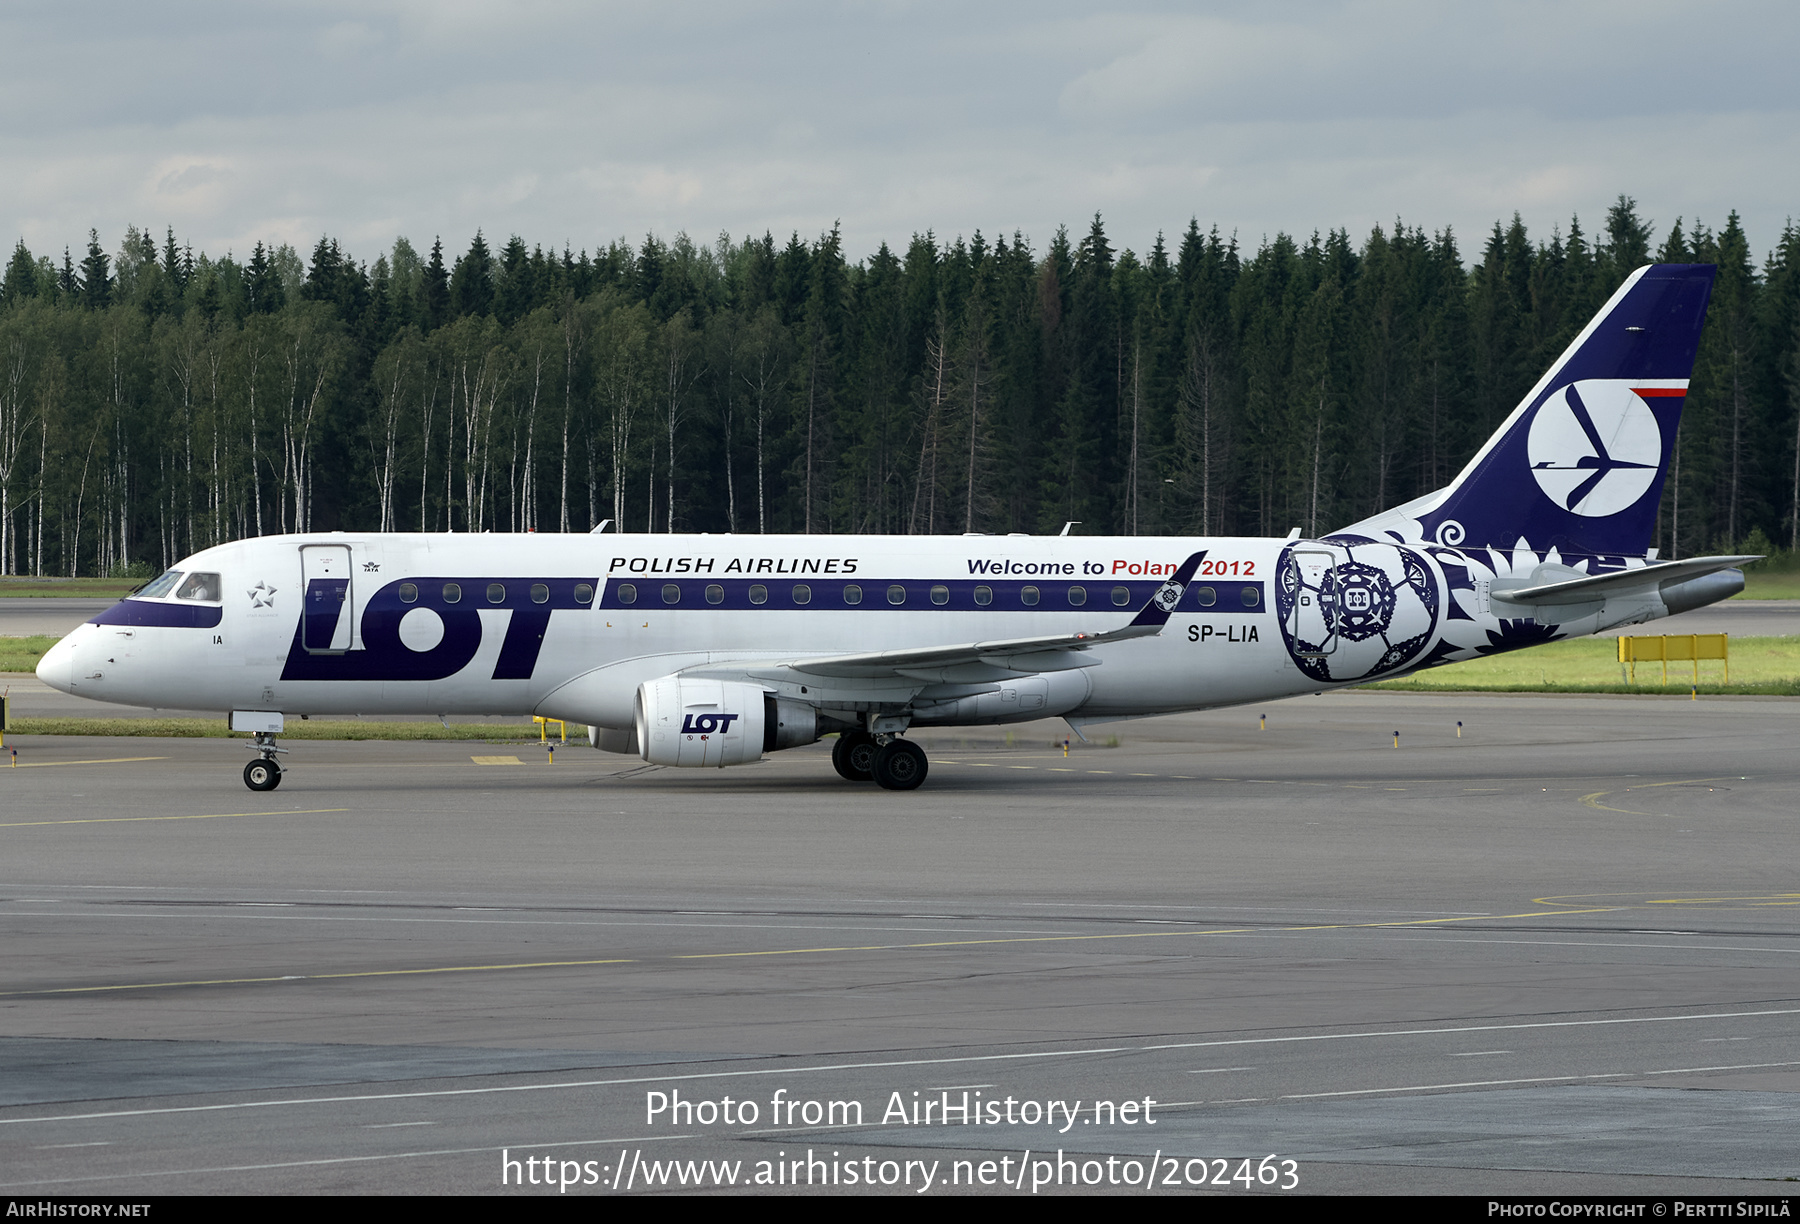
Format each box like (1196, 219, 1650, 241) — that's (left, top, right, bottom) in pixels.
(39, 265, 1751, 791)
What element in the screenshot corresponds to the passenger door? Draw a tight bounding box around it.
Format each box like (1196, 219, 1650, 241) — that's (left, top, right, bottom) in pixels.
(1284, 543, 1346, 657)
(299, 545, 354, 653)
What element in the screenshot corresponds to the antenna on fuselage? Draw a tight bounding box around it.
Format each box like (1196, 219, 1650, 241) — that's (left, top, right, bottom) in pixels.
(590, 519, 612, 534)
(1060, 521, 1080, 536)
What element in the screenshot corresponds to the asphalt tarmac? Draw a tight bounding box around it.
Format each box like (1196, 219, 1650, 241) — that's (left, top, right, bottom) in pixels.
(1, 692, 1796, 1196)
(0, 599, 117, 639)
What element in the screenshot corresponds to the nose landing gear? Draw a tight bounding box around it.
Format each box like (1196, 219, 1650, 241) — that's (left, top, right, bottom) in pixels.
(243, 731, 287, 791)
(231, 713, 289, 791)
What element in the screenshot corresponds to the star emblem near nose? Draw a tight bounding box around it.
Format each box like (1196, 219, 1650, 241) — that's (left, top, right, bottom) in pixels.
(248, 581, 277, 608)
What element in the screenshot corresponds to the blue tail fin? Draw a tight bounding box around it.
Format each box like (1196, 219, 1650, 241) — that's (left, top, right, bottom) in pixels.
(1342, 263, 1715, 557)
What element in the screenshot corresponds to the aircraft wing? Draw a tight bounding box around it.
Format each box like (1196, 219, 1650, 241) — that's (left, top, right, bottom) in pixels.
(759, 550, 1207, 682)
(1493, 554, 1757, 606)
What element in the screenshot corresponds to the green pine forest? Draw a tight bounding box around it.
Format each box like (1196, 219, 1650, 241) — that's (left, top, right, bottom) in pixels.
(1, 197, 1797, 579)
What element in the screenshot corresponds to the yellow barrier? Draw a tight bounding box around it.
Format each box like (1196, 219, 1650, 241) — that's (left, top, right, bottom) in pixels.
(533, 716, 568, 744)
(1617, 633, 1729, 685)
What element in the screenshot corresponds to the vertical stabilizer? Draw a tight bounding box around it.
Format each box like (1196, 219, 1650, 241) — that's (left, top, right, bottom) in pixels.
(1340, 264, 1715, 557)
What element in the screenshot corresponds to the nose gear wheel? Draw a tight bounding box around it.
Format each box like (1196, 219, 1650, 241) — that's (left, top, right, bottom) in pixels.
(244, 758, 282, 791)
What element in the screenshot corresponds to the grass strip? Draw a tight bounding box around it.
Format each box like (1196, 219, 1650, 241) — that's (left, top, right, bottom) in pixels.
(1368, 634, 1800, 695)
(0, 636, 57, 671)
(0, 579, 141, 599)
(1738, 569, 1800, 600)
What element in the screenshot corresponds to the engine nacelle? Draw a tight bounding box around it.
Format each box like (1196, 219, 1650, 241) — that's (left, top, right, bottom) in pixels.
(589, 724, 639, 755)
(633, 678, 822, 767)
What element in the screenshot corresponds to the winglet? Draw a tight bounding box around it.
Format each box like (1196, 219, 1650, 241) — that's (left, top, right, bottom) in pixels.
(1127, 550, 1206, 630)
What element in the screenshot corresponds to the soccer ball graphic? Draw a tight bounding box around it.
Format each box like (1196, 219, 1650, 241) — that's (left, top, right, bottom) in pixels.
(1275, 540, 1440, 682)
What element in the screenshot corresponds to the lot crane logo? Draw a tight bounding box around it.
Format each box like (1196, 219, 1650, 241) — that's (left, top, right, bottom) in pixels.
(1526, 381, 1663, 517)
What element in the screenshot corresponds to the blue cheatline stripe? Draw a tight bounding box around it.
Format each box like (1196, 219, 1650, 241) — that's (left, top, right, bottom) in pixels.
(92, 600, 224, 629)
(599, 578, 1266, 614)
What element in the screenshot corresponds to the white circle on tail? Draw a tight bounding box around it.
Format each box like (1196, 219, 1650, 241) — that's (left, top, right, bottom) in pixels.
(398, 607, 446, 652)
(1526, 380, 1662, 517)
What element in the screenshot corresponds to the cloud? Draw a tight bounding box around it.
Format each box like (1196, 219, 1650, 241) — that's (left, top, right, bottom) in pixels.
(149, 157, 233, 207)
(317, 21, 384, 59)
(1059, 15, 1336, 120)
(0, 2, 1796, 265)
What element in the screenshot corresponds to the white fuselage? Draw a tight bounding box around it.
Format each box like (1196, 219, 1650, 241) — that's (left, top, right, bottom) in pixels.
(41, 533, 1296, 723)
(36, 529, 1700, 731)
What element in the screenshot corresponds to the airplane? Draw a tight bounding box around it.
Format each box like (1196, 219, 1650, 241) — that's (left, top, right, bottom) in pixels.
(35, 263, 1751, 792)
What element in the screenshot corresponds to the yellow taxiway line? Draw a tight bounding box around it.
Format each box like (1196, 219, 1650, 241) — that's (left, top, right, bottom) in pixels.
(0, 808, 349, 829)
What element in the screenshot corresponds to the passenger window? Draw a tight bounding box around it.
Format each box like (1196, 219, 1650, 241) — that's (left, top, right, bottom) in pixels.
(1241, 585, 1260, 608)
(399, 582, 418, 604)
(792, 583, 811, 605)
(1111, 585, 1131, 606)
(749, 584, 768, 605)
(974, 585, 993, 606)
(616, 583, 636, 604)
(574, 583, 593, 603)
(1067, 585, 1086, 606)
(662, 584, 680, 604)
(487, 583, 506, 604)
(443, 582, 462, 603)
(531, 583, 550, 604)
(843, 584, 862, 605)
(1194, 585, 1216, 607)
(887, 584, 906, 605)
(1021, 585, 1039, 606)
(705, 584, 724, 605)
(930, 585, 949, 605)
(176, 572, 222, 602)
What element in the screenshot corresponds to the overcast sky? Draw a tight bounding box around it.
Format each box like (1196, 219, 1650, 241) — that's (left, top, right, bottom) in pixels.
(4, 1, 1797, 268)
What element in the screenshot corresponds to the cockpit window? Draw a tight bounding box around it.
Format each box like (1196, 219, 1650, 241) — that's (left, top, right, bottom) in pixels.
(175, 572, 222, 602)
(137, 570, 183, 599)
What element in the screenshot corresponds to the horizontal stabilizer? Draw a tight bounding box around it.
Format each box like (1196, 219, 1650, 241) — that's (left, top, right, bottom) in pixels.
(1491, 555, 1757, 606)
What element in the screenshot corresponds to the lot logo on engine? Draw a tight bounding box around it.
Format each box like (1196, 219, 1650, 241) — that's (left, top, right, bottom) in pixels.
(681, 713, 740, 735)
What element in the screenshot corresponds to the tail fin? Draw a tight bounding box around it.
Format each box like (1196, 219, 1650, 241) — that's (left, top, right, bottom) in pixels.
(1341, 263, 1716, 557)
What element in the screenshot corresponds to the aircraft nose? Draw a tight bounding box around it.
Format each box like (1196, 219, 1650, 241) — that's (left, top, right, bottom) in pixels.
(35, 629, 81, 694)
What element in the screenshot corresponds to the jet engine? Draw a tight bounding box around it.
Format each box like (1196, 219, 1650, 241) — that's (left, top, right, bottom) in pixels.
(633, 677, 820, 767)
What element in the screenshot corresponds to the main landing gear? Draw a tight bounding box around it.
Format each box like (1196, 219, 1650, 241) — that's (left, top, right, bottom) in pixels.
(832, 730, 880, 781)
(243, 731, 286, 792)
(833, 729, 929, 791)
